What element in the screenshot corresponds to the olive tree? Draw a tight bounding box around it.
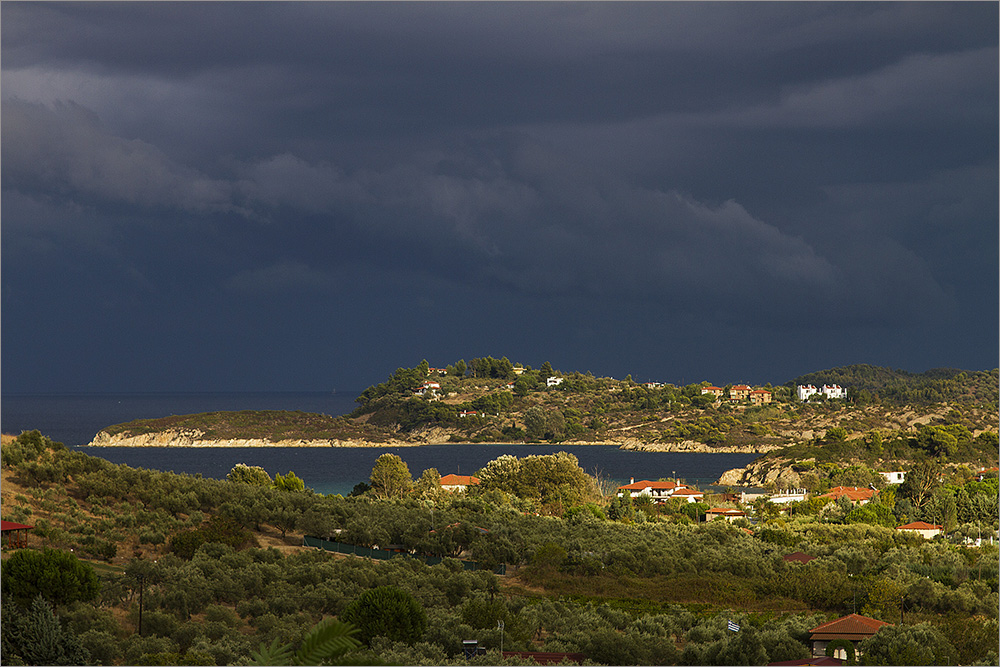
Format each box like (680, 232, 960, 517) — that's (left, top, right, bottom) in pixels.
(369, 454, 412, 499)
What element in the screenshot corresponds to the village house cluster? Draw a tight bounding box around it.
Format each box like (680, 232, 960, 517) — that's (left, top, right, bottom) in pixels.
(700, 384, 774, 405)
(796, 383, 848, 400)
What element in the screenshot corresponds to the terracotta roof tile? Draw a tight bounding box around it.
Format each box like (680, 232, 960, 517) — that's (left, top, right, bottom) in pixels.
(809, 613, 890, 637)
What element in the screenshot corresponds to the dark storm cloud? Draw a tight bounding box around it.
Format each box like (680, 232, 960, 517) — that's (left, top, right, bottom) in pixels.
(2, 2, 996, 391)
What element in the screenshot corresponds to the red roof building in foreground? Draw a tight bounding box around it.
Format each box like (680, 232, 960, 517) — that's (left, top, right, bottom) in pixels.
(809, 613, 891, 660)
(1, 520, 34, 549)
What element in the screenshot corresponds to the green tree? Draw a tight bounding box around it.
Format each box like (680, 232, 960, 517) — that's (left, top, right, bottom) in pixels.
(523, 407, 548, 440)
(1, 548, 100, 607)
(0, 595, 91, 665)
(274, 471, 305, 493)
(899, 461, 939, 510)
(414, 468, 443, 499)
(227, 463, 273, 486)
(857, 623, 958, 665)
(340, 586, 427, 647)
(369, 454, 412, 499)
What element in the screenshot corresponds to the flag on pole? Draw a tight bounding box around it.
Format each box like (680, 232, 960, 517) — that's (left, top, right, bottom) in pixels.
(728, 620, 740, 632)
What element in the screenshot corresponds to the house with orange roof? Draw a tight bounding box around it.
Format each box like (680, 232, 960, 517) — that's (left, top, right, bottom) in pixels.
(439, 474, 480, 492)
(749, 389, 773, 405)
(705, 507, 746, 523)
(701, 385, 724, 398)
(808, 613, 891, 660)
(671, 488, 705, 503)
(819, 486, 876, 505)
(617, 479, 685, 504)
(729, 385, 752, 401)
(895, 521, 942, 539)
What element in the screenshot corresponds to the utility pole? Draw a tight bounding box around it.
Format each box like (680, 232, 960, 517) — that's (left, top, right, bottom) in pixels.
(498, 620, 504, 657)
(136, 574, 146, 636)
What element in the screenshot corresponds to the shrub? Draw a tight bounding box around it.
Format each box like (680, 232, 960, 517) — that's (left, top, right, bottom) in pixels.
(340, 585, 427, 646)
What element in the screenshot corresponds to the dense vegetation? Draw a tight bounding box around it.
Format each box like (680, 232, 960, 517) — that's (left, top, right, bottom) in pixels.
(2, 429, 998, 665)
(791, 365, 999, 407)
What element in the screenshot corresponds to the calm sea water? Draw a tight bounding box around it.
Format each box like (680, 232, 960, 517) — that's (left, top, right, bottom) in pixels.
(1, 392, 760, 496)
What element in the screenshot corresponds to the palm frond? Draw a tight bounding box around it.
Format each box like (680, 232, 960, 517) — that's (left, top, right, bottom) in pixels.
(250, 637, 295, 666)
(294, 618, 363, 666)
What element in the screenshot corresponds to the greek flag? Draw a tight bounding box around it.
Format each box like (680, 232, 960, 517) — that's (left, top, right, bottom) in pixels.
(728, 620, 740, 632)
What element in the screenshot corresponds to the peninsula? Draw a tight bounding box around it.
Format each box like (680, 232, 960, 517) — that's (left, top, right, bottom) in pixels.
(89, 360, 998, 481)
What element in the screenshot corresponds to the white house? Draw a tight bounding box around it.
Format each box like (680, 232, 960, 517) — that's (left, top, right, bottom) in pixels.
(896, 521, 942, 539)
(797, 384, 847, 401)
(879, 471, 906, 485)
(822, 384, 847, 399)
(742, 489, 808, 505)
(415, 381, 441, 396)
(671, 488, 705, 503)
(547, 376, 564, 387)
(617, 479, 686, 504)
(705, 508, 746, 523)
(796, 384, 818, 401)
(440, 474, 480, 492)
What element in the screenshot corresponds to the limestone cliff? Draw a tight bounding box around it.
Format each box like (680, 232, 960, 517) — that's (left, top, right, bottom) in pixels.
(87, 429, 417, 448)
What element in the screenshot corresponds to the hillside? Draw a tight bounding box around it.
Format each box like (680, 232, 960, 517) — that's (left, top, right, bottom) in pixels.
(93, 361, 999, 473)
(2, 429, 997, 666)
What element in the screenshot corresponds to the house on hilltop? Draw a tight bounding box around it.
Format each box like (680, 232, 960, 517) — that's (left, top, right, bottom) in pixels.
(701, 386, 724, 398)
(749, 389, 773, 405)
(797, 384, 848, 401)
(729, 385, 752, 401)
(878, 471, 906, 485)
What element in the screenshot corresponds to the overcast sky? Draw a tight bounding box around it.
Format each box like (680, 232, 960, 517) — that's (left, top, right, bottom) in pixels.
(2, 2, 997, 393)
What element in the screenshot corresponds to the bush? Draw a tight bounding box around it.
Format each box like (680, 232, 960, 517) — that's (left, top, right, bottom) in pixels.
(1, 547, 101, 607)
(340, 585, 427, 646)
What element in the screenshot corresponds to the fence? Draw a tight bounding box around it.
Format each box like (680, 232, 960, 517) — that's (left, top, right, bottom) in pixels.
(303, 535, 505, 574)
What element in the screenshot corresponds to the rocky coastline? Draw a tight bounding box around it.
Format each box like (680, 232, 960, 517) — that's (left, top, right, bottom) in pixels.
(89, 428, 777, 455)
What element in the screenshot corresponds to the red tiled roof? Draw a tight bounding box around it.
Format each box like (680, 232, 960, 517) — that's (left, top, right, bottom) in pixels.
(672, 488, 703, 496)
(618, 480, 678, 490)
(1, 520, 34, 531)
(439, 474, 480, 486)
(896, 521, 942, 531)
(820, 486, 875, 501)
(809, 614, 891, 639)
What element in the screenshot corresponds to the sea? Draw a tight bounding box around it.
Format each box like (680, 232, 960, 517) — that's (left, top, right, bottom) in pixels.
(1, 392, 761, 497)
